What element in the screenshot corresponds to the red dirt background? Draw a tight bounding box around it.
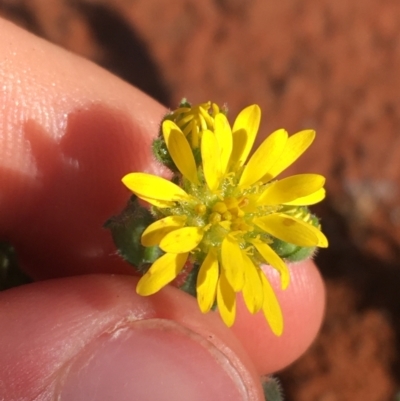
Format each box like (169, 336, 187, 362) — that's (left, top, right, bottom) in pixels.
(1, 1, 400, 399)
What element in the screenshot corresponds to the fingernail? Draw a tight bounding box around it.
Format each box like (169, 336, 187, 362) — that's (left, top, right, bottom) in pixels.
(56, 319, 248, 401)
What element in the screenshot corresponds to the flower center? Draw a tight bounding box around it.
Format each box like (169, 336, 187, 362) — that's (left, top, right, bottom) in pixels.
(206, 196, 254, 234)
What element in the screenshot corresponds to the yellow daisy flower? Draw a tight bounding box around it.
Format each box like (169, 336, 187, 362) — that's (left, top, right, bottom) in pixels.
(122, 103, 327, 334)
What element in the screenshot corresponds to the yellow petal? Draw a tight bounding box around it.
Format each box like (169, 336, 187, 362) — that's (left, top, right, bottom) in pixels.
(214, 113, 232, 175)
(221, 235, 245, 291)
(254, 213, 328, 248)
(162, 120, 200, 184)
(199, 104, 214, 127)
(258, 174, 325, 205)
(251, 241, 290, 289)
(196, 250, 219, 313)
(136, 252, 188, 295)
(284, 187, 326, 206)
(263, 129, 316, 181)
(141, 216, 187, 247)
(241, 251, 264, 314)
(138, 195, 174, 208)
(217, 273, 236, 327)
(201, 129, 221, 191)
(258, 270, 283, 336)
(239, 129, 288, 188)
(229, 105, 261, 170)
(159, 226, 204, 253)
(122, 173, 190, 203)
(177, 113, 194, 125)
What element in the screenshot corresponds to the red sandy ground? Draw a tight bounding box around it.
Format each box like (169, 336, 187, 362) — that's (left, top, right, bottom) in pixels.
(1, 1, 400, 399)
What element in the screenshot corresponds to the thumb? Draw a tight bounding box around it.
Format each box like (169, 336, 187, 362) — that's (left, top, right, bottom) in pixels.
(0, 274, 264, 401)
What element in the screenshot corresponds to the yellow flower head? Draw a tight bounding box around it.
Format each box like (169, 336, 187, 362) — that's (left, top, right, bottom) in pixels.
(122, 102, 328, 334)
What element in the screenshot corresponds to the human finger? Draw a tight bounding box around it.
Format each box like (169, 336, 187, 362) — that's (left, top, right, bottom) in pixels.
(0, 274, 264, 401)
(0, 17, 167, 278)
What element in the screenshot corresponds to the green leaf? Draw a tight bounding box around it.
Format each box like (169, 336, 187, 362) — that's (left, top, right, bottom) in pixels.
(104, 196, 163, 273)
